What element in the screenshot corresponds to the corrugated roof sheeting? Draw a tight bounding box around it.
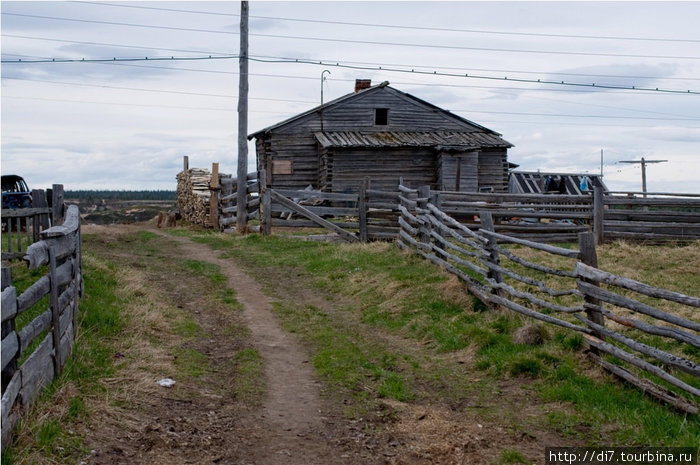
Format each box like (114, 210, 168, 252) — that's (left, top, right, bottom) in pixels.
(314, 131, 512, 149)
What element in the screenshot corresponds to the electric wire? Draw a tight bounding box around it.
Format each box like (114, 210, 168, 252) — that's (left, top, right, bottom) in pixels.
(4, 34, 700, 83)
(4, 12, 700, 61)
(70, 1, 700, 44)
(3, 54, 698, 94)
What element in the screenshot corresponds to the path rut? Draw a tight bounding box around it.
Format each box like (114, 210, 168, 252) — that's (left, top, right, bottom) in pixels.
(168, 235, 345, 465)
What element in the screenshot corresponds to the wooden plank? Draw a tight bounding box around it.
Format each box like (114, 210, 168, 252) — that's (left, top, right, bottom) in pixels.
(24, 232, 77, 270)
(18, 309, 52, 355)
(588, 352, 697, 414)
(577, 280, 700, 332)
(51, 184, 65, 226)
(17, 275, 50, 314)
(479, 228, 581, 259)
(1, 287, 17, 324)
(274, 189, 358, 202)
(1, 370, 20, 428)
(42, 204, 79, 238)
(583, 334, 700, 397)
(1, 332, 19, 371)
(269, 190, 359, 242)
(19, 333, 54, 406)
(0, 208, 52, 218)
(576, 262, 700, 309)
(575, 314, 700, 377)
(493, 246, 577, 278)
(588, 303, 700, 348)
(1, 370, 21, 451)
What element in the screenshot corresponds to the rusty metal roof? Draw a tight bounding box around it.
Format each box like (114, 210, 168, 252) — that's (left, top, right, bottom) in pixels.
(314, 131, 512, 149)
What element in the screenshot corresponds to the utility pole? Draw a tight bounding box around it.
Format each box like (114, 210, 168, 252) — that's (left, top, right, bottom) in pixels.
(236, 1, 249, 234)
(618, 157, 667, 196)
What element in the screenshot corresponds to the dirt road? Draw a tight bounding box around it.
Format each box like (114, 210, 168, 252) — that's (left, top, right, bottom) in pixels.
(80, 225, 389, 465)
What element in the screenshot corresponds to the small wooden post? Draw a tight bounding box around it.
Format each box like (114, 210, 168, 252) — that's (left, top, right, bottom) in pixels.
(183, 155, 189, 172)
(52, 184, 65, 226)
(430, 189, 448, 260)
(32, 189, 49, 236)
(480, 211, 504, 296)
(210, 162, 220, 230)
(578, 231, 605, 343)
(358, 177, 370, 242)
(593, 186, 604, 245)
(259, 168, 271, 236)
(417, 185, 431, 246)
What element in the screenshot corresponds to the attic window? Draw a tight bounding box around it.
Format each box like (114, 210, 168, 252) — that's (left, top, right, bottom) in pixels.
(374, 108, 389, 125)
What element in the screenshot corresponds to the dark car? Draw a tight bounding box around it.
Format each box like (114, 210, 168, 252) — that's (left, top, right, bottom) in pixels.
(2, 175, 32, 209)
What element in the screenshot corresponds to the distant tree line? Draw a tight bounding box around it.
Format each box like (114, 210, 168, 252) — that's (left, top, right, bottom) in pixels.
(65, 190, 176, 201)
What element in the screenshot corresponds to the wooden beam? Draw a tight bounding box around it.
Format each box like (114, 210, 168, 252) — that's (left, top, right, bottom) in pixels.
(269, 190, 358, 242)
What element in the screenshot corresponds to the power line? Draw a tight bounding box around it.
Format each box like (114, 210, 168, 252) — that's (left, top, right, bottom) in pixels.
(5, 12, 700, 61)
(5, 34, 700, 83)
(70, 1, 700, 44)
(3, 54, 699, 95)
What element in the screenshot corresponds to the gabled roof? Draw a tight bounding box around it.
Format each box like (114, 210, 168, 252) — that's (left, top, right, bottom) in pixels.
(248, 81, 506, 140)
(315, 131, 512, 149)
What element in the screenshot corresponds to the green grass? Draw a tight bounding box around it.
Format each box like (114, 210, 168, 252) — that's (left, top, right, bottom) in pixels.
(172, 230, 700, 446)
(230, 348, 265, 405)
(2, 251, 127, 465)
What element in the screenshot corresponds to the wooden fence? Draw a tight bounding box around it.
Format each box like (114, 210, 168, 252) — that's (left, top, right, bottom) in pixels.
(1, 205, 83, 451)
(176, 158, 698, 244)
(2, 185, 66, 261)
(602, 191, 700, 242)
(396, 182, 700, 413)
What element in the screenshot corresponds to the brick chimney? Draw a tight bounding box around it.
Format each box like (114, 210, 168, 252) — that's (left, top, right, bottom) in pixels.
(354, 79, 372, 93)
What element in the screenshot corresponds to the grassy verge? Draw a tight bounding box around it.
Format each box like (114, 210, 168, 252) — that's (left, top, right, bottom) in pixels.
(2, 230, 259, 464)
(172, 229, 700, 446)
(2, 252, 125, 465)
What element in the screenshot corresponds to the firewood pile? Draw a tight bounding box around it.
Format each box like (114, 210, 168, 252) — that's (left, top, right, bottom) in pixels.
(177, 168, 214, 226)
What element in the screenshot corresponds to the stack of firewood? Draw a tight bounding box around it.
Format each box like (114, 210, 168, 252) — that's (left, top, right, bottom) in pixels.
(176, 168, 213, 226)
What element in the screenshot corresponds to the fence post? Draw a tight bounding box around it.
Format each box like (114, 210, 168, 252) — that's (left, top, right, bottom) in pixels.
(1, 268, 17, 392)
(417, 186, 431, 246)
(51, 184, 65, 227)
(210, 162, 220, 230)
(578, 231, 605, 342)
(259, 168, 271, 236)
(32, 189, 49, 239)
(183, 155, 189, 171)
(593, 186, 605, 245)
(358, 177, 370, 242)
(480, 211, 504, 296)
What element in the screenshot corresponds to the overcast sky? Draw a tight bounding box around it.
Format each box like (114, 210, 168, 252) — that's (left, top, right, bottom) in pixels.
(2, 1, 699, 193)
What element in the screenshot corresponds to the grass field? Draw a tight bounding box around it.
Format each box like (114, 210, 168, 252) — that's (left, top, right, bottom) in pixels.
(3, 227, 698, 464)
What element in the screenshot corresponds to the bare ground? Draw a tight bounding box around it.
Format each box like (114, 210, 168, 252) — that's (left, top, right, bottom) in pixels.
(73, 223, 576, 465)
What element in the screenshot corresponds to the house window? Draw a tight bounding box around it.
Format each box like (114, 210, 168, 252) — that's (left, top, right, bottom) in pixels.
(375, 108, 389, 125)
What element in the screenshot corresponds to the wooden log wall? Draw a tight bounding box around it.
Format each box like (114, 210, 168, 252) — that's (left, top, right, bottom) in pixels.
(2, 186, 65, 261)
(396, 181, 699, 413)
(1, 205, 83, 451)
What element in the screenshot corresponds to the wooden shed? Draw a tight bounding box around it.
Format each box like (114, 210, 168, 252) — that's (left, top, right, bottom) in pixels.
(249, 80, 513, 193)
(509, 171, 608, 195)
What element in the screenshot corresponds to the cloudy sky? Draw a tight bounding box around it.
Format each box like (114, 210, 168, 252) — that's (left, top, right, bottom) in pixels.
(2, 1, 699, 192)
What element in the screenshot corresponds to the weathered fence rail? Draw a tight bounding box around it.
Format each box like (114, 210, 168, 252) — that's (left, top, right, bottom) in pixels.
(2, 185, 65, 261)
(602, 191, 700, 242)
(176, 157, 698, 243)
(397, 182, 700, 413)
(1, 204, 82, 451)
